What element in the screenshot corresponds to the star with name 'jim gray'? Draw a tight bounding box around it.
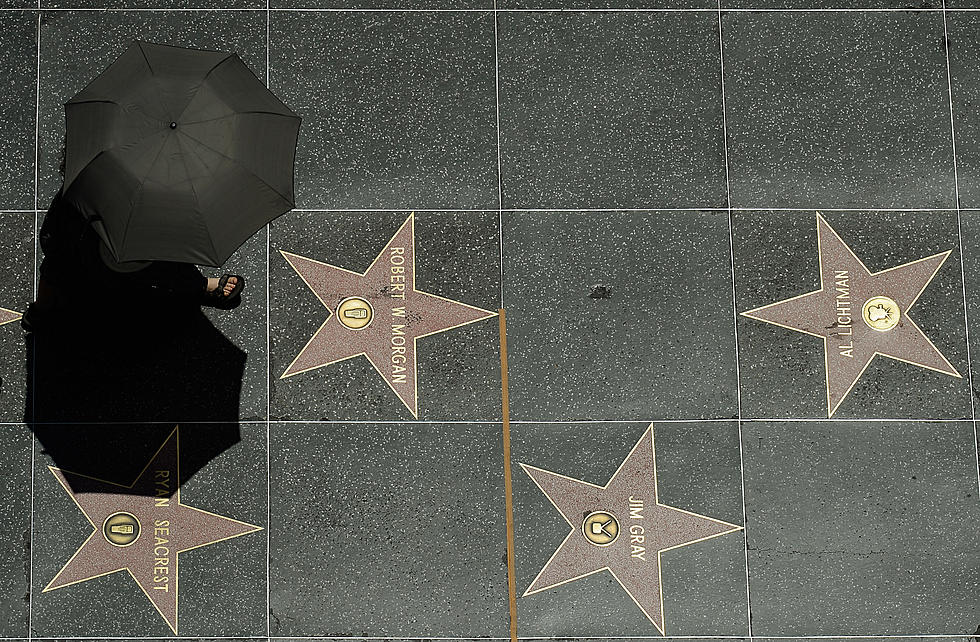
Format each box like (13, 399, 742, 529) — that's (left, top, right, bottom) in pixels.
(521, 425, 742, 634)
(280, 213, 496, 417)
(742, 213, 960, 417)
(44, 427, 261, 633)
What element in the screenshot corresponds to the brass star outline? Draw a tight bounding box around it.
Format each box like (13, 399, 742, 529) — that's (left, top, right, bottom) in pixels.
(520, 424, 743, 634)
(742, 212, 961, 417)
(0, 306, 21, 326)
(43, 426, 262, 633)
(279, 213, 497, 417)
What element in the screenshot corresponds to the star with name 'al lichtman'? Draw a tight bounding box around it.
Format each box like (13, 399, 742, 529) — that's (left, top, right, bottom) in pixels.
(521, 425, 742, 634)
(44, 426, 261, 633)
(742, 213, 960, 417)
(279, 213, 497, 417)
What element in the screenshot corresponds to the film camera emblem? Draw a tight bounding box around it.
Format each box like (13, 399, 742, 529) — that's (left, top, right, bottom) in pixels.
(862, 296, 900, 332)
(582, 511, 619, 546)
(103, 512, 141, 547)
(337, 297, 374, 330)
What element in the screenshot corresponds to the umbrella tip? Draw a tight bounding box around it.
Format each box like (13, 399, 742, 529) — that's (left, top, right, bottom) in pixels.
(169, 122, 177, 129)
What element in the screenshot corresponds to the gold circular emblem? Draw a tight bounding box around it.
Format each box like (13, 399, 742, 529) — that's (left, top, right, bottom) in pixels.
(862, 296, 901, 332)
(103, 512, 141, 547)
(582, 511, 619, 546)
(336, 297, 373, 330)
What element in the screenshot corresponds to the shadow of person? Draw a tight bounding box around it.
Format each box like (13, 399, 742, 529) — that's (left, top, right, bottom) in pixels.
(24, 196, 246, 497)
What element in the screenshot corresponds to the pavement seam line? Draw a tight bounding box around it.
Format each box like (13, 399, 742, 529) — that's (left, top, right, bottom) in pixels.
(940, 0, 980, 497)
(716, 6, 753, 635)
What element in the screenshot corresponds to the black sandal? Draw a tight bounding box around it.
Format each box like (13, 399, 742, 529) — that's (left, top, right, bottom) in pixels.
(20, 302, 39, 332)
(203, 274, 245, 305)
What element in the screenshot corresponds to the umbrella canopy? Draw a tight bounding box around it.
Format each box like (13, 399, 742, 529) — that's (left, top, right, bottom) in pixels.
(61, 41, 300, 267)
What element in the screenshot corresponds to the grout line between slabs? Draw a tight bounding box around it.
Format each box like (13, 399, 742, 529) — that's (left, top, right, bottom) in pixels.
(4, 635, 977, 640)
(30, 204, 980, 217)
(28, 12, 40, 642)
(494, 6, 505, 311)
(11, 6, 980, 10)
(14, 6, 980, 10)
(4, 417, 978, 425)
(940, 2, 980, 496)
(265, 4, 273, 637)
(265, 229, 272, 638)
(716, 5, 752, 637)
(33, 13, 40, 298)
(27, 426, 35, 642)
(268, 5, 946, 8)
(286, 207, 968, 213)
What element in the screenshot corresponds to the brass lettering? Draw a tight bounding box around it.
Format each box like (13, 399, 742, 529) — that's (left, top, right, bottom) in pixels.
(629, 524, 645, 544)
(834, 270, 854, 357)
(628, 496, 644, 520)
(152, 518, 171, 590)
(389, 248, 406, 299)
(154, 471, 171, 506)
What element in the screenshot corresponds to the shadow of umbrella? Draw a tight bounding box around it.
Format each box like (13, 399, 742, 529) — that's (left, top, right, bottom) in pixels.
(24, 38, 298, 498)
(25, 280, 246, 496)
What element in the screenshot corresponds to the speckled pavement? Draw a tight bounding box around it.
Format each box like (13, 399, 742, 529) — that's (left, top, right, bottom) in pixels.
(0, 3, 979, 640)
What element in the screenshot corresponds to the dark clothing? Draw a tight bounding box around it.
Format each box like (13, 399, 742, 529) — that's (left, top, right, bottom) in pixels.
(38, 191, 97, 285)
(125, 260, 208, 298)
(39, 192, 207, 300)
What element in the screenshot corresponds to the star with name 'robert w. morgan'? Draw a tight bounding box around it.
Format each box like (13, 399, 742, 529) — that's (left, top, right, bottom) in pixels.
(44, 426, 261, 633)
(521, 425, 742, 634)
(279, 213, 497, 418)
(742, 213, 960, 417)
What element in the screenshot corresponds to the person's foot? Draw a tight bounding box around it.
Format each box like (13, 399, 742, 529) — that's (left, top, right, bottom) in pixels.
(206, 276, 238, 297)
(21, 299, 57, 332)
(21, 302, 39, 332)
(202, 274, 245, 309)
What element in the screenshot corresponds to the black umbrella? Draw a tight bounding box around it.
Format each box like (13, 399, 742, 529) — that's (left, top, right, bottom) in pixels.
(61, 41, 300, 267)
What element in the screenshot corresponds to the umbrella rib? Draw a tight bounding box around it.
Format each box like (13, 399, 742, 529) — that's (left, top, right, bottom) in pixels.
(136, 41, 155, 76)
(198, 53, 237, 86)
(135, 41, 177, 124)
(173, 132, 220, 263)
(119, 133, 171, 256)
(176, 125, 293, 206)
(66, 98, 122, 107)
(175, 54, 236, 124)
(184, 110, 301, 126)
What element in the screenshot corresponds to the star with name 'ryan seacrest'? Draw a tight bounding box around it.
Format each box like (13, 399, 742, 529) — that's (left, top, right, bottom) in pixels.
(44, 427, 261, 633)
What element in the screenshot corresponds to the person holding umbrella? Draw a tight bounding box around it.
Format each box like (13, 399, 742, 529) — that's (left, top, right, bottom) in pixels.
(23, 191, 244, 331)
(23, 41, 299, 330)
